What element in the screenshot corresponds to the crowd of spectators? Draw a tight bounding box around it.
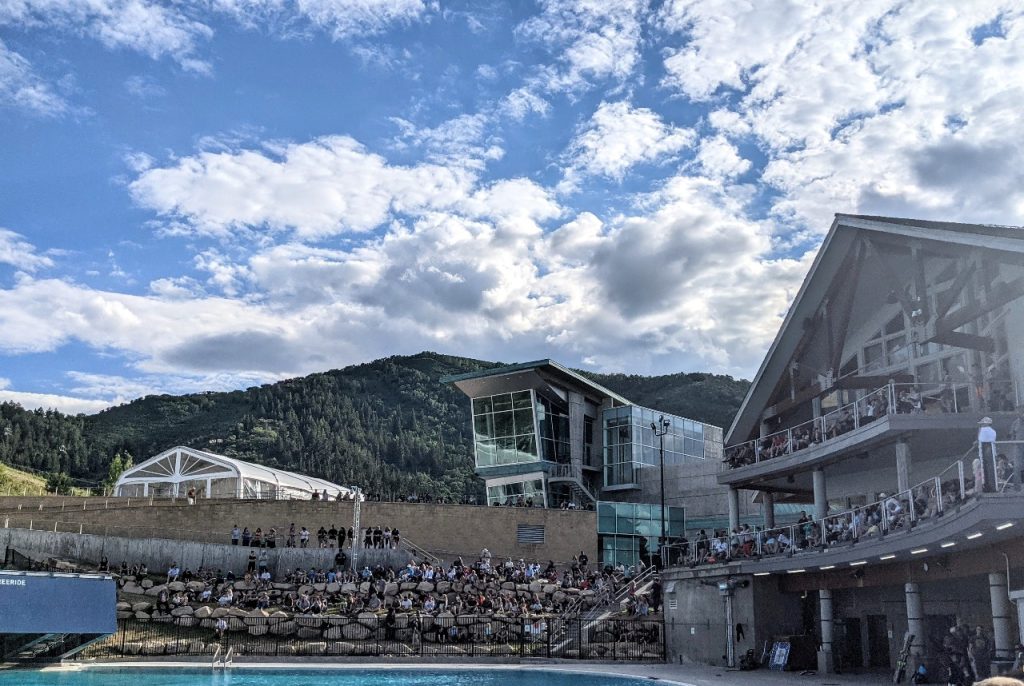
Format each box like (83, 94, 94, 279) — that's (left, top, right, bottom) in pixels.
(110, 547, 653, 624)
(229, 523, 400, 550)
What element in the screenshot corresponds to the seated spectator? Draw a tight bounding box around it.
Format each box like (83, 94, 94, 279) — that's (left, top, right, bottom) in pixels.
(166, 562, 181, 583)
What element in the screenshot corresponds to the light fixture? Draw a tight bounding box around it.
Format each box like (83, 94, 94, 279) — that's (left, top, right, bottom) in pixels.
(967, 532, 984, 540)
(787, 569, 806, 574)
(849, 560, 867, 566)
(879, 554, 896, 560)
(910, 548, 928, 555)
(819, 565, 835, 570)
(996, 522, 1014, 531)
(753, 572, 771, 576)
(940, 542, 956, 548)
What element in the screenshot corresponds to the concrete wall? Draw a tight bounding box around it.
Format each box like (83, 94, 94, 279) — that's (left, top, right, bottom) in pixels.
(0, 498, 597, 566)
(663, 574, 802, 667)
(0, 526, 408, 578)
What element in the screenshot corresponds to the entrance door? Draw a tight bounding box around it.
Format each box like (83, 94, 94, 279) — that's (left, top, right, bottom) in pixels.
(835, 617, 863, 671)
(926, 614, 957, 660)
(867, 615, 891, 668)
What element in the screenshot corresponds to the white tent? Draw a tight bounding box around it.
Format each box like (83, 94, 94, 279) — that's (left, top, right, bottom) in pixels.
(113, 446, 354, 500)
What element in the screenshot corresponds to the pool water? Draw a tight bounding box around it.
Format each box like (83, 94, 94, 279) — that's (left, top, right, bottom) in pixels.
(0, 668, 657, 686)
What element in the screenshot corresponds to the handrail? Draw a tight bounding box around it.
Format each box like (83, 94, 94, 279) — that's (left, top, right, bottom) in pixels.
(724, 379, 1019, 469)
(667, 444, 1018, 569)
(211, 644, 221, 668)
(399, 535, 443, 566)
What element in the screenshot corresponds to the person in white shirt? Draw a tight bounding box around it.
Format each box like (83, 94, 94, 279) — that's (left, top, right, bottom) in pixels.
(976, 417, 997, 493)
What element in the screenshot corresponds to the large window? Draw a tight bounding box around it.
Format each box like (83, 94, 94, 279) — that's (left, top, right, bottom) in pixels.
(486, 476, 546, 506)
(536, 393, 571, 463)
(472, 390, 539, 468)
(602, 405, 711, 487)
(598, 501, 685, 567)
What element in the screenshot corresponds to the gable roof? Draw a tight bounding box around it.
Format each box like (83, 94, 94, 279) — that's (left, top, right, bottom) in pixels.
(726, 214, 1024, 445)
(441, 359, 631, 405)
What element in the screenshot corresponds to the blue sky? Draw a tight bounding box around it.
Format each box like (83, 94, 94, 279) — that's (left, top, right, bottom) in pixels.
(1, 0, 1022, 413)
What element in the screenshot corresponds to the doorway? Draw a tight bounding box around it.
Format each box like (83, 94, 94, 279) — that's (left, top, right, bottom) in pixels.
(867, 614, 891, 668)
(835, 617, 863, 671)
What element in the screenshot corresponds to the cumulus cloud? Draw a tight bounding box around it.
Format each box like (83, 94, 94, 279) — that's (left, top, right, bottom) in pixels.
(129, 136, 475, 239)
(661, 0, 1024, 229)
(518, 0, 649, 93)
(560, 100, 695, 190)
(0, 388, 113, 414)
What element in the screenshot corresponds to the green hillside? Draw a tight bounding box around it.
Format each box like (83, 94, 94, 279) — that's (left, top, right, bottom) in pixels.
(0, 352, 748, 500)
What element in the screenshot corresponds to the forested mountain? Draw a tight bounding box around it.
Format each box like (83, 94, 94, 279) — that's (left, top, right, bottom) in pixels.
(0, 352, 748, 499)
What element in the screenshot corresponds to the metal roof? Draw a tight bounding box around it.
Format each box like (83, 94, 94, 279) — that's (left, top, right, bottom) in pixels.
(441, 358, 632, 405)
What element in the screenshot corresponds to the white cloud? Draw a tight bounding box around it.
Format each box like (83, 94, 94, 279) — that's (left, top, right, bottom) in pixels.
(391, 113, 504, 169)
(560, 100, 695, 190)
(129, 135, 476, 239)
(661, 0, 1024, 229)
(0, 228, 54, 271)
(212, 0, 433, 39)
(0, 40, 68, 116)
(0, 388, 113, 414)
(0, 0, 214, 72)
(497, 87, 550, 121)
(695, 135, 750, 179)
(518, 0, 649, 93)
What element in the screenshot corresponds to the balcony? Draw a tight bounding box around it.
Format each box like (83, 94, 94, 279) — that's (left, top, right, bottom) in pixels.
(720, 381, 1018, 485)
(665, 444, 1022, 574)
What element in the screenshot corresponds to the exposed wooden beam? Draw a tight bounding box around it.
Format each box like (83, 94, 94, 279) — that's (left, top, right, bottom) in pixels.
(864, 238, 916, 320)
(935, 276, 1024, 333)
(935, 258, 977, 320)
(931, 330, 996, 353)
(829, 241, 865, 374)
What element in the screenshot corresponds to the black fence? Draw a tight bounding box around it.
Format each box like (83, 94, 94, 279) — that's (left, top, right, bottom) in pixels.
(81, 615, 664, 661)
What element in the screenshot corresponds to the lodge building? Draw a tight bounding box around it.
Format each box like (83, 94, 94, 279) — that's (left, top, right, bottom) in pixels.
(662, 215, 1024, 674)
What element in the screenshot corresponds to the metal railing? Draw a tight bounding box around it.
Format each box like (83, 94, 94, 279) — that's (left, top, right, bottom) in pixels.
(78, 616, 664, 661)
(723, 380, 1019, 469)
(667, 443, 1021, 569)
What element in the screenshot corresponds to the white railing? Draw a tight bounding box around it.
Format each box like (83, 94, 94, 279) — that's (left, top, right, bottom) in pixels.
(724, 380, 1018, 469)
(667, 444, 1020, 568)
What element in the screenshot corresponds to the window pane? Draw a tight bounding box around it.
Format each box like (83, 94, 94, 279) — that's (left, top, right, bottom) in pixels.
(492, 411, 514, 438)
(472, 397, 492, 415)
(474, 414, 494, 440)
(512, 390, 533, 408)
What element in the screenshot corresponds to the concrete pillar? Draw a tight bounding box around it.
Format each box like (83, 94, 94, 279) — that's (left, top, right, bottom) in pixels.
(763, 492, 776, 529)
(567, 391, 585, 473)
(818, 588, 835, 673)
(1010, 590, 1024, 647)
(813, 468, 827, 520)
(905, 582, 926, 665)
(990, 572, 1013, 659)
(727, 487, 740, 532)
(895, 439, 911, 493)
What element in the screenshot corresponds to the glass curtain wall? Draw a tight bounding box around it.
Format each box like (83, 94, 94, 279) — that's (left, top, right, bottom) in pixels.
(472, 390, 539, 468)
(603, 406, 710, 487)
(486, 478, 546, 506)
(597, 501, 685, 567)
(535, 393, 571, 463)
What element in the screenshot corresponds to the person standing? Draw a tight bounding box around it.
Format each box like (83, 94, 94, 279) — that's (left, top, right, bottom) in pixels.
(231, 525, 240, 546)
(977, 417, 997, 493)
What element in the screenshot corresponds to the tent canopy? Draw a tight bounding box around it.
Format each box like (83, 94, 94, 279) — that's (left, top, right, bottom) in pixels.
(113, 446, 353, 500)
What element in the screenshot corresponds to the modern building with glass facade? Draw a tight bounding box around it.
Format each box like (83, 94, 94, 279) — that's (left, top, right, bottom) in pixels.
(444, 359, 727, 566)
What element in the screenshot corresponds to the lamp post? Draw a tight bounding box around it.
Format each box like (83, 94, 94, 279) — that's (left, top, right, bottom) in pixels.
(651, 415, 671, 566)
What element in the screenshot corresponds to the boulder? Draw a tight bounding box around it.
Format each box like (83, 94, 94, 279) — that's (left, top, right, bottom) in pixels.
(543, 585, 558, 595)
(228, 618, 247, 631)
(248, 624, 269, 636)
(273, 583, 293, 591)
(341, 623, 372, 640)
(131, 602, 151, 612)
(416, 581, 434, 593)
(357, 612, 378, 622)
(528, 582, 543, 593)
(327, 641, 355, 655)
(186, 581, 206, 592)
(400, 582, 418, 591)
(228, 608, 250, 617)
(144, 584, 167, 597)
(326, 582, 341, 594)
(303, 642, 327, 655)
(116, 601, 131, 611)
(140, 578, 154, 589)
(296, 627, 322, 640)
(313, 583, 326, 592)
(341, 582, 358, 593)
(383, 582, 398, 596)
(122, 642, 142, 655)
(270, 611, 289, 619)
(298, 585, 313, 595)
(457, 614, 476, 626)
(435, 581, 450, 594)
(174, 617, 197, 627)
(116, 611, 132, 620)
(211, 608, 229, 618)
(358, 582, 370, 594)
(133, 611, 151, 620)
(294, 615, 323, 628)
(167, 581, 186, 592)
(121, 583, 144, 595)
(269, 621, 296, 636)
(141, 641, 165, 655)
(194, 606, 213, 619)
(170, 605, 193, 617)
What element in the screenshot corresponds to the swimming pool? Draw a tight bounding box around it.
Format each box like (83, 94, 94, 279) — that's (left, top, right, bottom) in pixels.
(0, 667, 668, 686)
